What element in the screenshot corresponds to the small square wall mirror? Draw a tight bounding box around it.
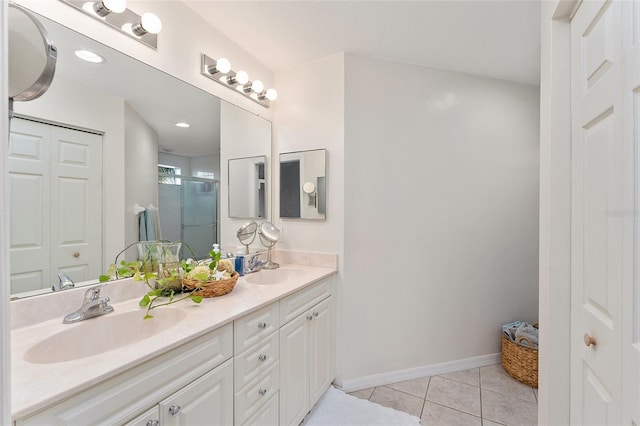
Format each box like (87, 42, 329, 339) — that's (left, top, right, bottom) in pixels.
(280, 149, 327, 220)
(229, 155, 267, 218)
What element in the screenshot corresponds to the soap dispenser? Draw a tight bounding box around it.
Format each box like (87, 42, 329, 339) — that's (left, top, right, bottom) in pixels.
(235, 249, 245, 276)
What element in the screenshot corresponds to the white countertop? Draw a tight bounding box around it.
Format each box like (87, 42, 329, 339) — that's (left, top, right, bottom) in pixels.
(11, 264, 337, 420)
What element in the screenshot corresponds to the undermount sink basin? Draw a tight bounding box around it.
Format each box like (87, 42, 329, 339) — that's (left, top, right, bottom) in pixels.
(245, 268, 306, 285)
(24, 308, 186, 364)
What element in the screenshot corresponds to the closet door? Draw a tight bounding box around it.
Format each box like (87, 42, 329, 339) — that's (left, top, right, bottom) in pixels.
(50, 125, 102, 283)
(8, 118, 102, 293)
(570, 1, 627, 423)
(8, 118, 51, 293)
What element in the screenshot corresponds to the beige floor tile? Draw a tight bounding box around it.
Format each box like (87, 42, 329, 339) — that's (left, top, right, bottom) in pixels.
(481, 388, 538, 426)
(369, 386, 424, 418)
(348, 387, 375, 400)
(385, 376, 430, 398)
(426, 376, 481, 417)
(438, 368, 480, 387)
(421, 401, 482, 426)
(480, 364, 536, 403)
(482, 420, 505, 426)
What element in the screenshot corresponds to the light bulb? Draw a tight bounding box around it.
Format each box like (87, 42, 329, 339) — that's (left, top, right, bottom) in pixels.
(216, 58, 231, 74)
(102, 0, 126, 13)
(235, 70, 249, 85)
(140, 12, 162, 34)
(265, 88, 278, 101)
(251, 80, 264, 93)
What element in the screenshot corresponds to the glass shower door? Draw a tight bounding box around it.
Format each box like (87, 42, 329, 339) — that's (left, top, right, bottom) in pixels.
(181, 177, 218, 260)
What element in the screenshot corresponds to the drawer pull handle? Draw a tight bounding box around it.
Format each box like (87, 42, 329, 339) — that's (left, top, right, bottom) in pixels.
(258, 322, 267, 329)
(313, 311, 319, 317)
(307, 315, 313, 321)
(258, 388, 268, 397)
(258, 354, 267, 362)
(146, 421, 159, 426)
(169, 405, 181, 416)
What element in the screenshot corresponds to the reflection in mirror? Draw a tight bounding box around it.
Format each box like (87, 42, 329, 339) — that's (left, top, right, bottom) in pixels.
(8, 9, 271, 298)
(228, 156, 266, 219)
(280, 149, 327, 220)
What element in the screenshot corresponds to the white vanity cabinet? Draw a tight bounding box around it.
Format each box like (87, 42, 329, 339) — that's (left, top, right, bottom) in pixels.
(279, 278, 335, 426)
(16, 324, 233, 426)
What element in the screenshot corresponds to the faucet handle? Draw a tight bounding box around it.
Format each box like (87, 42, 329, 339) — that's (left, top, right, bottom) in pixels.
(83, 285, 103, 302)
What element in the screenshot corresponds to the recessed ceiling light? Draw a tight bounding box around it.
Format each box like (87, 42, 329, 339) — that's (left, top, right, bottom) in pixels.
(75, 50, 105, 64)
(175, 122, 190, 128)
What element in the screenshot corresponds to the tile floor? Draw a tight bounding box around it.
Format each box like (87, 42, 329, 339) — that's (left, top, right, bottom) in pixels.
(347, 364, 537, 426)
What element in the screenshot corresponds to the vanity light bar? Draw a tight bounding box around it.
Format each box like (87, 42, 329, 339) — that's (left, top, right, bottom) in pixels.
(60, 0, 160, 49)
(200, 54, 276, 109)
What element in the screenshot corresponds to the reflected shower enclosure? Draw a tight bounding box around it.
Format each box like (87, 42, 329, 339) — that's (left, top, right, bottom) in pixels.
(158, 173, 219, 260)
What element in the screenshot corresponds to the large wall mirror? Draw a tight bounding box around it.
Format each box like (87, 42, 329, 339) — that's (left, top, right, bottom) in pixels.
(9, 10, 271, 298)
(280, 149, 327, 220)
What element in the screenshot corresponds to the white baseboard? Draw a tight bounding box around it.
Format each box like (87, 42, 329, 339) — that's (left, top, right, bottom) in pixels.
(335, 353, 501, 393)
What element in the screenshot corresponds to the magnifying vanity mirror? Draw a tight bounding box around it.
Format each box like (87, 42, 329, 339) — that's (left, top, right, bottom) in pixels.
(8, 3, 57, 105)
(280, 149, 327, 220)
(8, 9, 271, 298)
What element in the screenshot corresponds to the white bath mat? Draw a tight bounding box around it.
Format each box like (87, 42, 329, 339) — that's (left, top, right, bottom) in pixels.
(303, 386, 421, 426)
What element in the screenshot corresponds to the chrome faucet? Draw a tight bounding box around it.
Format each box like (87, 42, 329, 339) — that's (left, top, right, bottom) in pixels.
(63, 285, 114, 324)
(245, 254, 267, 274)
(52, 272, 75, 292)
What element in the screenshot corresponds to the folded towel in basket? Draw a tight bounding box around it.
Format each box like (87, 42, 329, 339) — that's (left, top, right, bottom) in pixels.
(514, 322, 538, 348)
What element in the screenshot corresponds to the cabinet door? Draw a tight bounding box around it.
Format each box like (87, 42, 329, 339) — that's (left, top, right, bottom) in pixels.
(124, 406, 160, 426)
(243, 392, 279, 426)
(309, 297, 334, 408)
(160, 359, 234, 426)
(279, 313, 309, 426)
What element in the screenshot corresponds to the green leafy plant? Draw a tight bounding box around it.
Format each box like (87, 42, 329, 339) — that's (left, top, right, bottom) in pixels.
(99, 240, 206, 319)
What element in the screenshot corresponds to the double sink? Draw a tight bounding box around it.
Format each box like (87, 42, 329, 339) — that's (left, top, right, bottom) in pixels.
(21, 267, 307, 365)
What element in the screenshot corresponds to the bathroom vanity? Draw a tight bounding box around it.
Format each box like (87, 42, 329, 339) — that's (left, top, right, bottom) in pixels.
(10, 257, 336, 426)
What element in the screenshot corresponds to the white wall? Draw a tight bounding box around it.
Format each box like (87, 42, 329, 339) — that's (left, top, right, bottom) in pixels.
(124, 103, 159, 253)
(273, 54, 345, 253)
(274, 53, 539, 387)
(340, 54, 539, 385)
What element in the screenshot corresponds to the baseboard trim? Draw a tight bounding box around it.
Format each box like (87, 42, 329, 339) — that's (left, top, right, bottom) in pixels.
(335, 353, 501, 393)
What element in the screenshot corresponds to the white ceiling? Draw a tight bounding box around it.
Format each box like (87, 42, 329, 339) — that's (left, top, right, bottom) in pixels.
(183, 0, 541, 86)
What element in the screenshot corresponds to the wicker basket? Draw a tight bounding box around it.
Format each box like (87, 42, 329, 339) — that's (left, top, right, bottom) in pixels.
(183, 272, 239, 298)
(501, 328, 538, 388)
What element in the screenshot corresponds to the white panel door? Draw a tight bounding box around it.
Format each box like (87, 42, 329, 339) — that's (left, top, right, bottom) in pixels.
(570, 1, 624, 424)
(50, 126, 102, 283)
(8, 118, 102, 293)
(623, 1, 640, 424)
(8, 118, 51, 293)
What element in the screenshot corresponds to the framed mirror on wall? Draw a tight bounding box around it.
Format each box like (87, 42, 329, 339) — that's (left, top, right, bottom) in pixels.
(228, 156, 267, 219)
(280, 149, 327, 220)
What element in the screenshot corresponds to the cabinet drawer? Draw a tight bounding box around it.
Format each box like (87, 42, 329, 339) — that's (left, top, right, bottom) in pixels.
(235, 332, 280, 391)
(234, 302, 279, 354)
(234, 364, 280, 425)
(280, 278, 331, 325)
(242, 392, 279, 426)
